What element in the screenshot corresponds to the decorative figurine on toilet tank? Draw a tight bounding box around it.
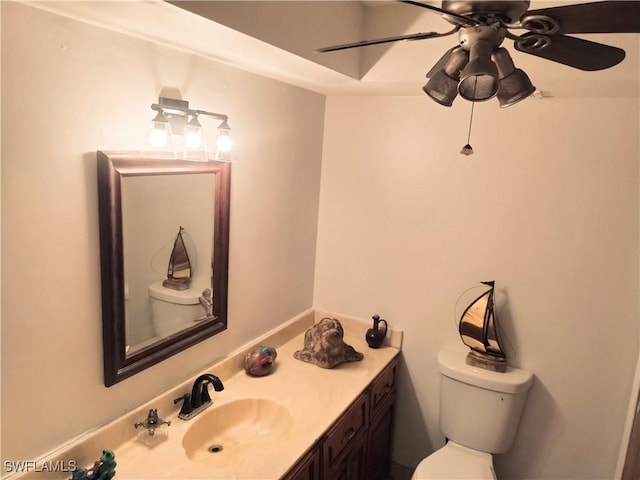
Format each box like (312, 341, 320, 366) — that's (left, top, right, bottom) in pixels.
(458, 280, 507, 372)
(294, 317, 363, 368)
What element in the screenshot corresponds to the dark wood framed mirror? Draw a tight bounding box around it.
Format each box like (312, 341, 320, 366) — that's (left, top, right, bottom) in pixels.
(97, 151, 230, 386)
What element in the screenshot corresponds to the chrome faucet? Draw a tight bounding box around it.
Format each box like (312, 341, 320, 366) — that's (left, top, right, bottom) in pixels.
(134, 408, 171, 436)
(174, 374, 224, 420)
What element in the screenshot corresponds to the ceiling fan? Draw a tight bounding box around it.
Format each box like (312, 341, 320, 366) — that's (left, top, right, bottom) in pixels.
(318, 1, 640, 108)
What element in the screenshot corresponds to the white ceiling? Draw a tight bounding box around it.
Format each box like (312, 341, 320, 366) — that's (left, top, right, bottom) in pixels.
(25, 0, 640, 100)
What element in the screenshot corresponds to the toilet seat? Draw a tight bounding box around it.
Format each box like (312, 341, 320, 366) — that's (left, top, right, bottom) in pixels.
(411, 441, 496, 480)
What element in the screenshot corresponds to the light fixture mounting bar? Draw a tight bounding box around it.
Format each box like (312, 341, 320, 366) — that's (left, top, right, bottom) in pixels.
(150, 97, 228, 122)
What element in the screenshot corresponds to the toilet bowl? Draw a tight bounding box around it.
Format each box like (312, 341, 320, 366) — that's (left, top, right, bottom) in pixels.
(148, 281, 205, 338)
(412, 349, 533, 479)
(412, 442, 495, 479)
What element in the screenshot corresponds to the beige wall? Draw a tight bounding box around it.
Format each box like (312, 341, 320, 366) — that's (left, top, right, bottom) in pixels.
(1, 2, 324, 464)
(2, 2, 639, 479)
(315, 95, 639, 478)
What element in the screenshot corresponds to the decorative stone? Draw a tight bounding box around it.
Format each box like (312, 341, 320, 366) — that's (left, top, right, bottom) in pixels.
(244, 346, 278, 376)
(294, 317, 363, 369)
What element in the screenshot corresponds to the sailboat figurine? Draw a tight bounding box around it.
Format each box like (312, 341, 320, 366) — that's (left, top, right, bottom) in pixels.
(458, 281, 507, 373)
(163, 226, 192, 291)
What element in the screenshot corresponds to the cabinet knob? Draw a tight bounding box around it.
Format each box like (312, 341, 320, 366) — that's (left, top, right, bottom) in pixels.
(341, 427, 356, 445)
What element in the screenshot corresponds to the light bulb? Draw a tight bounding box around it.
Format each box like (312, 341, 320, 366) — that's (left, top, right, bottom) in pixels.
(184, 115, 203, 150)
(149, 127, 167, 148)
(185, 130, 202, 149)
(148, 110, 170, 148)
(217, 133, 232, 153)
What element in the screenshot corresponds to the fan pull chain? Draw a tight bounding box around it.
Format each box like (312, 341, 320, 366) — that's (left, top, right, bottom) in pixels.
(460, 77, 477, 156)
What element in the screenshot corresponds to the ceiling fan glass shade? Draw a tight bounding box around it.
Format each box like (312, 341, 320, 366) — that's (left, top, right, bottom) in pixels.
(493, 48, 536, 108)
(423, 48, 469, 107)
(458, 40, 499, 102)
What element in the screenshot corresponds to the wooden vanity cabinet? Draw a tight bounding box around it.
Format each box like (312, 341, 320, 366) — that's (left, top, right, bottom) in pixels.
(281, 355, 399, 480)
(283, 443, 322, 480)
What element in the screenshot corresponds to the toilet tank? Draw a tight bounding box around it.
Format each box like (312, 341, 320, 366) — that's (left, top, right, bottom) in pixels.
(148, 281, 204, 338)
(438, 349, 533, 454)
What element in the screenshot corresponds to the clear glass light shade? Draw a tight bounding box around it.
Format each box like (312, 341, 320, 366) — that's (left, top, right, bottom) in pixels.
(149, 127, 168, 148)
(184, 116, 203, 150)
(181, 116, 207, 160)
(215, 120, 233, 161)
(217, 133, 232, 153)
(148, 112, 171, 148)
(458, 40, 499, 102)
(144, 111, 178, 157)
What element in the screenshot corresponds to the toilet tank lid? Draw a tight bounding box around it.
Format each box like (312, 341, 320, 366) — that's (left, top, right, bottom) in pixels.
(148, 281, 201, 304)
(438, 349, 533, 394)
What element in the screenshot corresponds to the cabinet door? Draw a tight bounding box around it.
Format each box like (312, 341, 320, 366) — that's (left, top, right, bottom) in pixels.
(327, 429, 368, 480)
(367, 404, 394, 480)
(323, 393, 369, 473)
(281, 444, 321, 480)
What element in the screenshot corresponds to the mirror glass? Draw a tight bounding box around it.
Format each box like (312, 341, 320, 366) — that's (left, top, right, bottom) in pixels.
(97, 151, 230, 386)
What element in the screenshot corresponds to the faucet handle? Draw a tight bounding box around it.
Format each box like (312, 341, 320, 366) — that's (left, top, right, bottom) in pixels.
(174, 393, 193, 416)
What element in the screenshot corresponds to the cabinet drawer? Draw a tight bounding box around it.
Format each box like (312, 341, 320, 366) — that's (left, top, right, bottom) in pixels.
(323, 393, 369, 471)
(370, 356, 398, 419)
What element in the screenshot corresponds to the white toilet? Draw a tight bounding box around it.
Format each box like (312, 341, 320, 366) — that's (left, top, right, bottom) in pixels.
(412, 349, 533, 479)
(148, 281, 205, 337)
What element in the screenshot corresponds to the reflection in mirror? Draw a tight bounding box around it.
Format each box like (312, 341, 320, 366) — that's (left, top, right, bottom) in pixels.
(97, 151, 230, 386)
(122, 174, 214, 353)
(164, 226, 193, 290)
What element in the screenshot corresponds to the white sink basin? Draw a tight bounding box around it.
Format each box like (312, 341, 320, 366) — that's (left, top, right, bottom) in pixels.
(182, 398, 294, 467)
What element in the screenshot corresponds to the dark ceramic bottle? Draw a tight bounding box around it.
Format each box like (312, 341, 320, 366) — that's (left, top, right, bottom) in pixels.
(366, 314, 388, 348)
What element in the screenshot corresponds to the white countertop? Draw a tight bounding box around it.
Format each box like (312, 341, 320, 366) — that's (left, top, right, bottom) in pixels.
(115, 323, 399, 479)
(14, 310, 401, 480)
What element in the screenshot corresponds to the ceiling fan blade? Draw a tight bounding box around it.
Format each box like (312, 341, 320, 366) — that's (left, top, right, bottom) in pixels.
(522, 1, 640, 34)
(317, 29, 457, 53)
(514, 33, 626, 71)
(398, 0, 480, 26)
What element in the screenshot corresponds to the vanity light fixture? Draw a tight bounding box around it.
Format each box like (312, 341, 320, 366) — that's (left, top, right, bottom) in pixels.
(148, 97, 233, 161)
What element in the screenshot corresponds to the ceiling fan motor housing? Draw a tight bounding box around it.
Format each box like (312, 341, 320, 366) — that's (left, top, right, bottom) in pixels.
(458, 25, 506, 51)
(441, 1, 530, 25)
